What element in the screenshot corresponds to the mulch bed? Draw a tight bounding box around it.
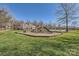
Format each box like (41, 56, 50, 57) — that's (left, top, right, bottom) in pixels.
(16, 32, 62, 37)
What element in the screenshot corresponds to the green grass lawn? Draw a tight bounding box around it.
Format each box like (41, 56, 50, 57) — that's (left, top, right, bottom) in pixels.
(0, 30, 79, 56)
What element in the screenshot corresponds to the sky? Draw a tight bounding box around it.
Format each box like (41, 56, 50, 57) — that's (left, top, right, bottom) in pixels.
(0, 3, 79, 26)
(0, 3, 58, 24)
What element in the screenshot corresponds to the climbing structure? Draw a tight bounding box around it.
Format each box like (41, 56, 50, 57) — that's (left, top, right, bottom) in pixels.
(31, 24, 52, 33)
(23, 23, 52, 33)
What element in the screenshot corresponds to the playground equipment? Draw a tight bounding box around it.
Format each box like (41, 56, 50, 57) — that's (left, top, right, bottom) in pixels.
(17, 24, 62, 37)
(23, 23, 52, 33)
(31, 24, 52, 33)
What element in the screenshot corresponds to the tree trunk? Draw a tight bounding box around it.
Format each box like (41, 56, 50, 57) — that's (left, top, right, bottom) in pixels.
(66, 18, 68, 32)
(66, 12, 68, 32)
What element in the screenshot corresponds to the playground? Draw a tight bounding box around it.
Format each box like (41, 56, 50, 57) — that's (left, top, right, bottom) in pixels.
(0, 3, 79, 56)
(19, 24, 62, 37)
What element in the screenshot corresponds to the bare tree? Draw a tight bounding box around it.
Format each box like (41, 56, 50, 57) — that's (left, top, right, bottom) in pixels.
(57, 23, 61, 30)
(32, 20, 38, 25)
(0, 8, 12, 29)
(11, 19, 24, 30)
(56, 3, 79, 32)
(26, 19, 31, 25)
(38, 20, 44, 26)
(47, 21, 53, 29)
(71, 21, 78, 30)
